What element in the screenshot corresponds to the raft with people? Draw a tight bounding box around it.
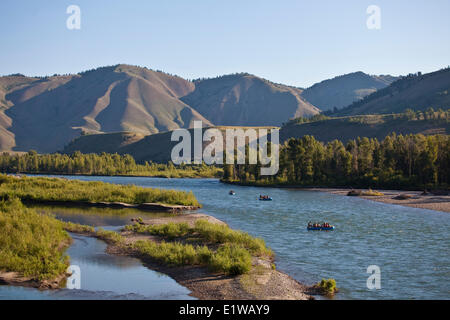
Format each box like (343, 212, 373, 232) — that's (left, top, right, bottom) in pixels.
(259, 195, 272, 201)
(307, 222, 334, 231)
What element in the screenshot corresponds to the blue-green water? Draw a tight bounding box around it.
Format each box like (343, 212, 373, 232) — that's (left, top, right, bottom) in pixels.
(2, 175, 449, 299)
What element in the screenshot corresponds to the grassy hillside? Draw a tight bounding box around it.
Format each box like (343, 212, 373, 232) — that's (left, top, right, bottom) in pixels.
(333, 68, 450, 116)
(63, 125, 277, 163)
(280, 111, 450, 143)
(63, 131, 146, 154)
(64, 130, 179, 163)
(181, 73, 320, 126)
(300, 71, 398, 111)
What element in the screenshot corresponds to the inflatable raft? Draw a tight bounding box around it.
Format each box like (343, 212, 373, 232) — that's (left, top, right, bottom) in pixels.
(259, 197, 272, 201)
(307, 226, 335, 231)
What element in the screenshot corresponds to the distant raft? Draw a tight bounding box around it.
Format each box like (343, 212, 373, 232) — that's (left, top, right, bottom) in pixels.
(307, 226, 335, 231)
(258, 197, 272, 201)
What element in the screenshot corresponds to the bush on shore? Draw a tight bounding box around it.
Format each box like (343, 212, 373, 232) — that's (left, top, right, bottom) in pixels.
(0, 198, 70, 280)
(316, 278, 338, 295)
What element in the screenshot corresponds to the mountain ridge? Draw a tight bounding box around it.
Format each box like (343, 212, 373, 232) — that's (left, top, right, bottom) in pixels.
(300, 71, 399, 111)
(0, 65, 321, 152)
(332, 68, 450, 116)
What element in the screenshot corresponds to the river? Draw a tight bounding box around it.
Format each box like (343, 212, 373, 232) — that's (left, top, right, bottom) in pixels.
(1, 176, 449, 299)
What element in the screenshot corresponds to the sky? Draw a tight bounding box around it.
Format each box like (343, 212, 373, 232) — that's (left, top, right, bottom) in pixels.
(0, 0, 449, 88)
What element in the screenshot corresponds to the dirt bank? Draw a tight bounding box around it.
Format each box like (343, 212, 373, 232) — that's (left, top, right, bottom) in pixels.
(0, 271, 67, 289)
(307, 188, 450, 213)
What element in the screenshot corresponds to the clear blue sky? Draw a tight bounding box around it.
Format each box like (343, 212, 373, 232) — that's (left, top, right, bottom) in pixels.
(1, 0, 449, 87)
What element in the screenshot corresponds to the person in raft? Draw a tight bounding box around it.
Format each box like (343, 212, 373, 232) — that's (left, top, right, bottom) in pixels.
(308, 222, 331, 228)
(259, 195, 270, 200)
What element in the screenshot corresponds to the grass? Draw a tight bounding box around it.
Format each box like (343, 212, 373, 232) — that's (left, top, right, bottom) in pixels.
(125, 219, 273, 257)
(0, 198, 70, 280)
(62, 221, 95, 234)
(0, 174, 200, 207)
(316, 278, 338, 295)
(132, 240, 251, 276)
(96, 228, 125, 245)
(132, 240, 211, 266)
(123, 219, 273, 275)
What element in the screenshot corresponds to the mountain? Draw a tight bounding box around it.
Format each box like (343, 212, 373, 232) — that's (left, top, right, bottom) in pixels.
(280, 113, 449, 143)
(181, 73, 320, 126)
(300, 71, 398, 111)
(2, 64, 447, 154)
(333, 68, 450, 116)
(0, 66, 320, 153)
(0, 65, 211, 152)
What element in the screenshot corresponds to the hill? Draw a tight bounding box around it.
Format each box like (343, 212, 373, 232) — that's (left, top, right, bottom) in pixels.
(333, 68, 450, 116)
(0, 66, 318, 153)
(63, 126, 277, 163)
(0, 65, 210, 152)
(181, 73, 320, 126)
(280, 111, 450, 143)
(300, 71, 398, 111)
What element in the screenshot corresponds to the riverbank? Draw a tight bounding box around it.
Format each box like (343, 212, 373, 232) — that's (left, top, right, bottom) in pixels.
(21, 199, 199, 213)
(0, 174, 201, 209)
(0, 270, 68, 289)
(306, 188, 450, 213)
(68, 212, 312, 300)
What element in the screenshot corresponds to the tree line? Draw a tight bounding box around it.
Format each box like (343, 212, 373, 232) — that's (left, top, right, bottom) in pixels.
(0, 151, 221, 178)
(222, 133, 450, 190)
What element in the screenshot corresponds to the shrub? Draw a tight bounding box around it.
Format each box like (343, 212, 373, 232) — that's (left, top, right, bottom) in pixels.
(132, 240, 211, 266)
(0, 198, 70, 280)
(209, 244, 252, 275)
(317, 278, 338, 294)
(193, 220, 273, 257)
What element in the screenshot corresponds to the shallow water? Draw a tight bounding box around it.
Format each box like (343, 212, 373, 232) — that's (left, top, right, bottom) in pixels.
(0, 230, 193, 300)
(3, 175, 450, 299)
